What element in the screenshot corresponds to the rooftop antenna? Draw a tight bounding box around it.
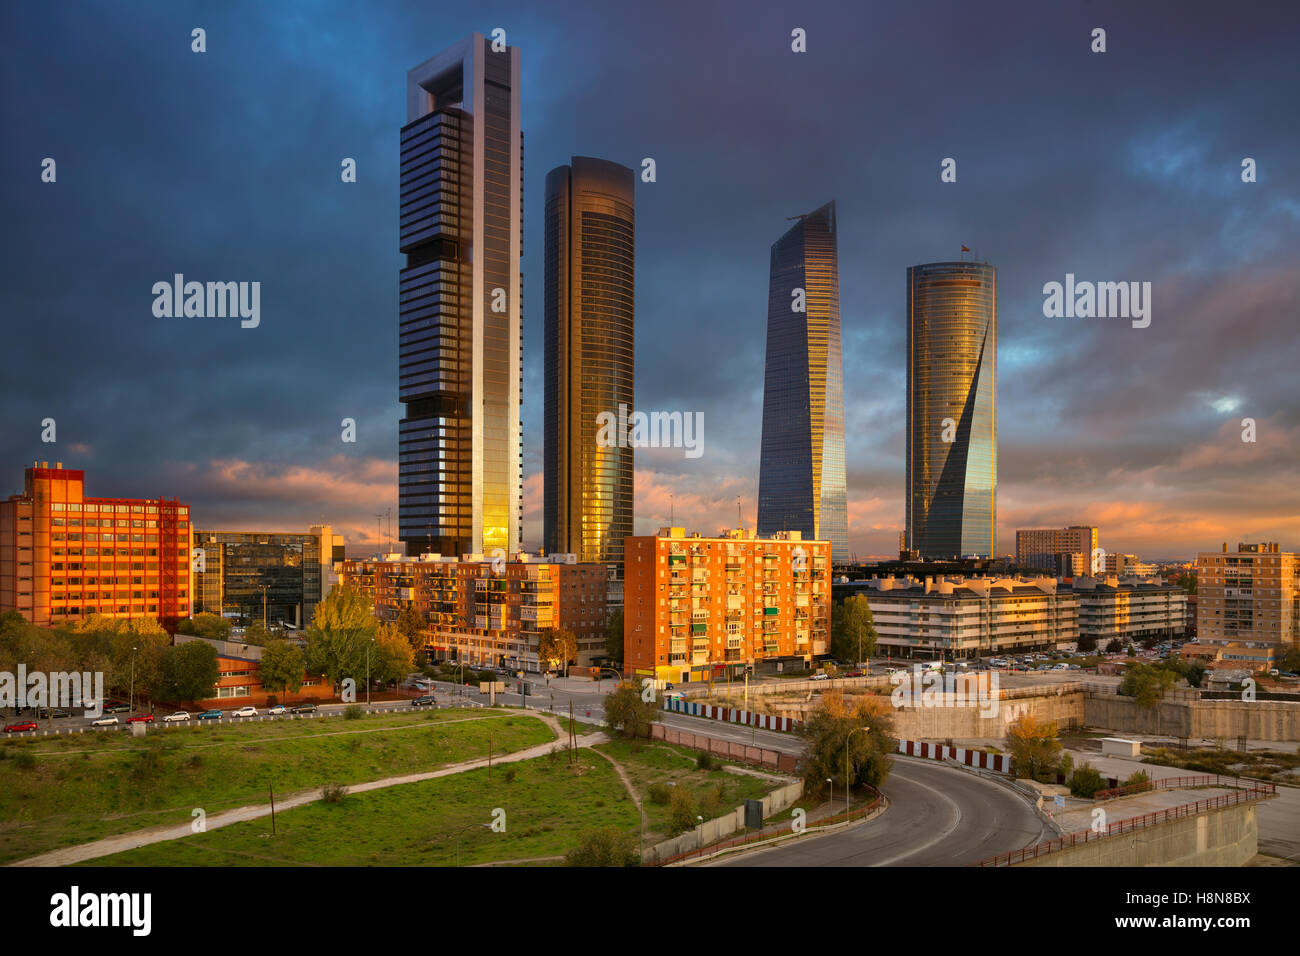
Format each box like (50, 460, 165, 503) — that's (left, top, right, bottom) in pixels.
(670, 494, 674, 525)
(375, 514, 383, 558)
(737, 496, 743, 529)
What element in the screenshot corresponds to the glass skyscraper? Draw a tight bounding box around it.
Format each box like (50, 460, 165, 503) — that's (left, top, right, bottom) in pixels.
(906, 260, 997, 559)
(756, 201, 849, 564)
(543, 157, 635, 576)
(399, 35, 523, 558)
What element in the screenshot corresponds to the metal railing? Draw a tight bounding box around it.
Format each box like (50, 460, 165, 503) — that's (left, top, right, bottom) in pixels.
(972, 783, 1277, 867)
(1093, 773, 1229, 800)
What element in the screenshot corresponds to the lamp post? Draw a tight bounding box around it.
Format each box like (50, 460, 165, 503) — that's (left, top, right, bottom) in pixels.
(826, 777, 833, 808)
(129, 645, 138, 712)
(366, 637, 375, 706)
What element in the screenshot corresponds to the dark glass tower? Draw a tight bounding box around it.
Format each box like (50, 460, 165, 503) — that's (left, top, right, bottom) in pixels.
(543, 158, 635, 573)
(756, 201, 849, 564)
(906, 261, 997, 559)
(399, 35, 522, 557)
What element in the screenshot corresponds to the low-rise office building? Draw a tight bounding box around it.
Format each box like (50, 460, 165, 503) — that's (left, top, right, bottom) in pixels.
(341, 553, 606, 673)
(624, 527, 831, 684)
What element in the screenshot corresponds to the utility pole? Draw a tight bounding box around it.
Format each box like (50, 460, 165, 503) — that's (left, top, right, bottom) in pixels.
(270, 781, 277, 836)
(488, 731, 493, 782)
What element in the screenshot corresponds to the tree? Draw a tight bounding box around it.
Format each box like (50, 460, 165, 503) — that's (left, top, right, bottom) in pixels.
(394, 604, 425, 652)
(800, 690, 895, 794)
(372, 622, 415, 688)
(603, 679, 662, 738)
(162, 640, 219, 704)
(667, 786, 697, 836)
(1005, 714, 1063, 782)
(538, 626, 578, 675)
(831, 595, 877, 665)
(1120, 662, 1178, 735)
(565, 827, 639, 867)
(605, 608, 624, 664)
(241, 623, 273, 646)
(258, 639, 305, 702)
(304, 585, 378, 689)
(1068, 762, 1106, 798)
(1076, 634, 1097, 654)
(176, 613, 231, 640)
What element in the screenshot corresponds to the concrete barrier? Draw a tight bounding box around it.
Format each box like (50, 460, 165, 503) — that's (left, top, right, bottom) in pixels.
(643, 780, 804, 864)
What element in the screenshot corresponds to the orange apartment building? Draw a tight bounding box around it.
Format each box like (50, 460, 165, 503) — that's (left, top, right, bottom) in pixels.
(341, 553, 607, 673)
(0, 462, 192, 630)
(624, 527, 831, 684)
(1196, 541, 1299, 651)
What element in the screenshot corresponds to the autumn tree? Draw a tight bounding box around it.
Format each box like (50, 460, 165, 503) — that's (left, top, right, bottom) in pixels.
(800, 690, 896, 795)
(1005, 714, 1063, 782)
(372, 622, 416, 687)
(538, 626, 578, 675)
(304, 584, 378, 690)
(603, 679, 662, 739)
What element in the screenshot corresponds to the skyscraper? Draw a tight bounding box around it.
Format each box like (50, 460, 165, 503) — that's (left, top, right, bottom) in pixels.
(756, 201, 849, 564)
(906, 260, 997, 559)
(399, 35, 522, 558)
(543, 157, 635, 582)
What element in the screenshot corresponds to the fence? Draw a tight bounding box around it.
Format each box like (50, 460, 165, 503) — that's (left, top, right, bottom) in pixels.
(972, 783, 1277, 867)
(1093, 773, 1233, 801)
(651, 786, 883, 866)
(662, 696, 801, 732)
(897, 738, 1012, 774)
(648, 723, 800, 773)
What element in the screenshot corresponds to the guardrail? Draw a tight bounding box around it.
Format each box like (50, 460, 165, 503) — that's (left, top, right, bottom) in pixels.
(651, 786, 883, 866)
(972, 783, 1277, 867)
(1093, 773, 1232, 800)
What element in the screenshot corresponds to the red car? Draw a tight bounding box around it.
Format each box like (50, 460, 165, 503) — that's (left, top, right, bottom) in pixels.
(126, 714, 155, 724)
(4, 721, 38, 733)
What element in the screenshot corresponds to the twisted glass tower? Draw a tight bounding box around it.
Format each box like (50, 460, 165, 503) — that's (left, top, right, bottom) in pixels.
(398, 35, 523, 557)
(756, 201, 849, 564)
(543, 157, 635, 569)
(906, 260, 997, 559)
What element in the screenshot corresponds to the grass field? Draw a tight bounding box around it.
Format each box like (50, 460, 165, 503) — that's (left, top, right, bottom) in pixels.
(80, 746, 636, 867)
(595, 738, 787, 842)
(0, 708, 553, 864)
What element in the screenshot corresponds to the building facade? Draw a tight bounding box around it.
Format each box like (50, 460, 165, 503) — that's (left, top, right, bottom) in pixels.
(1015, 526, 1099, 573)
(624, 528, 831, 683)
(193, 526, 345, 629)
(1067, 575, 1188, 647)
(1196, 542, 1299, 649)
(172, 634, 333, 708)
(543, 157, 635, 603)
(399, 34, 523, 558)
(906, 261, 997, 559)
(341, 553, 606, 672)
(843, 575, 1077, 659)
(0, 462, 191, 629)
(756, 202, 849, 564)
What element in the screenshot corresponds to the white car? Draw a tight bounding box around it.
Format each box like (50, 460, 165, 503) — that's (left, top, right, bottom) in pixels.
(811, 673, 831, 681)
(91, 716, 118, 726)
(266, 704, 286, 715)
(162, 711, 191, 722)
(231, 706, 258, 718)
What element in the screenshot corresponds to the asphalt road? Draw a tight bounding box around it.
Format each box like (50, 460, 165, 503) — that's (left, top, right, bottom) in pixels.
(710, 757, 1054, 867)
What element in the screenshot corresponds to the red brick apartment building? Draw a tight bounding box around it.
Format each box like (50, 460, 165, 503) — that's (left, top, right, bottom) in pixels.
(0, 462, 191, 630)
(624, 527, 831, 684)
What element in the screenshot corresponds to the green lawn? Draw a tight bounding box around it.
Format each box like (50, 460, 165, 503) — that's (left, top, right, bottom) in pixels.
(80, 747, 636, 867)
(596, 738, 787, 842)
(0, 708, 553, 864)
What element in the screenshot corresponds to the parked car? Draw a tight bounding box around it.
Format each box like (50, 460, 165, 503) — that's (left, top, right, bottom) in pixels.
(162, 711, 191, 722)
(196, 709, 223, 720)
(4, 721, 38, 733)
(103, 701, 131, 714)
(230, 706, 257, 718)
(290, 703, 318, 714)
(845, 670, 864, 678)
(811, 672, 831, 681)
(127, 714, 155, 723)
(266, 704, 286, 715)
(411, 695, 438, 707)
(91, 716, 119, 726)
(50, 708, 72, 719)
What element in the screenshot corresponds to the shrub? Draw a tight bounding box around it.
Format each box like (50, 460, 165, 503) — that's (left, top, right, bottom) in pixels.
(344, 704, 363, 720)
(696, 751, 716, 771)
(321, 782, 348, 803)
(1068, 762, 1107, 799)
(1121, 769, 1152, 791)
(564, 827, 638, 867)
(648, 782, 671, 805)
(667, 786, 696, 836)
(13, 749, 36, 770)
(699, 784, 729, 818)
(502, 766, 517, 784)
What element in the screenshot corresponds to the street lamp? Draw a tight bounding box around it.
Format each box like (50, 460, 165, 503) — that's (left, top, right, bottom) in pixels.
(129, 645, 138, 712)
(826, 777, 833, 808)
(366, 637, 375, 706)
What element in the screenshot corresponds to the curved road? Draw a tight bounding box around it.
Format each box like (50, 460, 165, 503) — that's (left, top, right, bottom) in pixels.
(712, 757, 1053, 867)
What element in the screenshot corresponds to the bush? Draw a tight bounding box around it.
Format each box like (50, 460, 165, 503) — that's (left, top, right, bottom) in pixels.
(502, 766, 517, 784)
(1121, 769, 1152, 791)
(699, 784, 729, 818)
(667, 786, 696, 836)
(477, 670, 497, 684)
(343, 704, 363, 720)
(321, 782, 348, 803)
(564, 827, 639, 867)
(13, 749, 36, 770)
(648, 782, 671, 805)
(1068, 762, 1107, 799)
(696, 751, 716, 771)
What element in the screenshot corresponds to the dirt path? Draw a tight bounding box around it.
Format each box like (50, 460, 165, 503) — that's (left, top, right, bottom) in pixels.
(13, 720, 609, 867)
(589, 747, 648, 834)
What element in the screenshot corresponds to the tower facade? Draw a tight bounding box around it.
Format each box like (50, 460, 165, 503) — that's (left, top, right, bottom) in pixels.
(543, 157, 635, 576)
(906, 260, 997, 559)
(399, 35, 522, 558)
(756, 201, 849, 564)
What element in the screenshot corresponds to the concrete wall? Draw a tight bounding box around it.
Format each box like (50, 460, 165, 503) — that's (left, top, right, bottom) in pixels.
(1017, 802, 1260, 867)
(643, 780, 804, 864)
(1084, 691, 1300, 741)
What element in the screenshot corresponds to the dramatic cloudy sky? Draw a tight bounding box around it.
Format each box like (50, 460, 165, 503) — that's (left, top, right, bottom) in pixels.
(2, 0, 1296, 561)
